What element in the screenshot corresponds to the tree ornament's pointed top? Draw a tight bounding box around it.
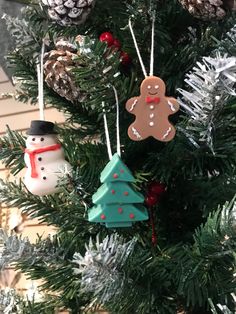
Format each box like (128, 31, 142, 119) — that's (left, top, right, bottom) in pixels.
(100, 153, 135, 183)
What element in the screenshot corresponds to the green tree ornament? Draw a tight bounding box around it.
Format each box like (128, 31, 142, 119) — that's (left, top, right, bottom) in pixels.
(88, 153, 149, 228)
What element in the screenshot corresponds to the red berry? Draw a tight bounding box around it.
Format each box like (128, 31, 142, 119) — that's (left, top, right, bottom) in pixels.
(99, 32, 114, 47)
(145, 195, 158, 207)
(120, 51, 132, 66)
(113, 38, 121, 50)
(148, 182, 166, 196)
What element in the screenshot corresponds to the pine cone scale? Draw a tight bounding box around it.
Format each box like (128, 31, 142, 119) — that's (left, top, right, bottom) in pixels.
(178, 0, 234, 19)
(42, 0, 96, 26)
(44, 38, 84, 103)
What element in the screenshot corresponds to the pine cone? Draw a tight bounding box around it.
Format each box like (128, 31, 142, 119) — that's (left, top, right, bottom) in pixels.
(41, 0, 96, 26)
(44, 37, 85, 103)
(178, 0, 235, 20)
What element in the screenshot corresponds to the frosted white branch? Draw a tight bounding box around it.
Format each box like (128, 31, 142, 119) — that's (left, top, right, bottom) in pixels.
(178, 53, 236, 150)
(73, 234, 136, 304)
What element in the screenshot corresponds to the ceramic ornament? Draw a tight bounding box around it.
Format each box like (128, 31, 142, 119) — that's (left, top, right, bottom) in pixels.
(126, 76, 179, 141)
(126, 19, 179, 142)
(88, 153, 148, 228)
(88, 86, 148, 228)
(24, 120, 72, 196)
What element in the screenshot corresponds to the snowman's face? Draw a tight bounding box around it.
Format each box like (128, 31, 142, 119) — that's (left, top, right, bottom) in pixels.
(26, 134, 59, 149)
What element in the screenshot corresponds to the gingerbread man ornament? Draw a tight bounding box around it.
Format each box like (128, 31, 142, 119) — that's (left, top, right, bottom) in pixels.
(126, 76, 179, 142)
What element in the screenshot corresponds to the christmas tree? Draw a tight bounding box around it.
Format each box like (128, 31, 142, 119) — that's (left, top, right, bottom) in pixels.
(88, 153, 148, 228)
(0, 0, 236, 313)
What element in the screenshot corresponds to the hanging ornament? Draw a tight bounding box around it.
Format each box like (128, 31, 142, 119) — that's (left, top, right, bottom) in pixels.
(44, 36, 85, 103)
(41, 0, 96, 26)
(89, 153, 148, 228)
(88, 88, 148, 228)
(24, 42, 72, 196)
(24, 120, 72, 196)
(126, 18, 179, 142)
(178, 0, 236, 20)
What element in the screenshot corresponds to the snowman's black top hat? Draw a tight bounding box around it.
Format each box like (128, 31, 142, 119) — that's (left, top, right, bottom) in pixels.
(26, 120, 58, 135)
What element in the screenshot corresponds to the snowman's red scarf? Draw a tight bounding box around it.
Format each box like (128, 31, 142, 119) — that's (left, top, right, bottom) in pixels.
(25, 144, 61, 178)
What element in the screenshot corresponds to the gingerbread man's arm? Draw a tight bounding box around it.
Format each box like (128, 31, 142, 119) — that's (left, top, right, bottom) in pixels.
(165, 97, 180, 115)
(126, 96, 139, 115)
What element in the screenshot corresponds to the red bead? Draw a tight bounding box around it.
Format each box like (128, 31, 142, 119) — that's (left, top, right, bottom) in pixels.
(113, 38, 121, 50)
(148, 182, 166, 196)
(118, 207, 123, 213)
(101, 214, 106, 220)
(113, 173, 118, 179)
(129, 213, 135, 219)
(145, 195, 158, 207)
(99, 32, 114, 47)
(124, 191, 129, 196)
(120, 51, 132, 66)
(111, 189, 115, 194)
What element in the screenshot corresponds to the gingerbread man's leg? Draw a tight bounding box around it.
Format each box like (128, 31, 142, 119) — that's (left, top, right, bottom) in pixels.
(152, 122, 176, 142)
(128, 122, 143, 141)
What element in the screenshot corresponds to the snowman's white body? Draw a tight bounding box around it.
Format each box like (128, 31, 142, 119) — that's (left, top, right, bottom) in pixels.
(24, 134, 72, 196)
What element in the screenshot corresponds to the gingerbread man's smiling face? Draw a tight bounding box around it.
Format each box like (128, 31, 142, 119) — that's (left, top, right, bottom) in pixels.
(140, 76, 166, 97)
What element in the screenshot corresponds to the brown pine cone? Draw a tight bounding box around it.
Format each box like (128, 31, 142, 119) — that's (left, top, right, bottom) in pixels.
(44, 37, 85, 103)
(179, 0, 235, 20)
(41, 0, 96, 26)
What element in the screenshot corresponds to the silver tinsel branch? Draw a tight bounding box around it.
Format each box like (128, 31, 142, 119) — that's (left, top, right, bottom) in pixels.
(0, 288, 22, 314)
(209, 293, 236, 314)
(2, 8, 40, 57)
(178, 53, 236, 150)
(73, 233, 136, 305)
(0, 229, 65, 271)
(0, 229, 33, 270)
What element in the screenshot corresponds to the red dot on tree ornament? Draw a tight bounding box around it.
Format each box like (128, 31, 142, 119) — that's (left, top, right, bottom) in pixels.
(113, 173, 118, 179)
(124, 191, 129, 196)
(101, 214, 106, 220)
(129, 213, 135, 219)
(120, 169, 124, 173)
(99, 32, 114, 47)
(113, 38, 121, 50)
(111, 189, 115, 194)
(120, 51, 132, 66)
(118, 207, 123, 214)
(145, 195, 158, 207)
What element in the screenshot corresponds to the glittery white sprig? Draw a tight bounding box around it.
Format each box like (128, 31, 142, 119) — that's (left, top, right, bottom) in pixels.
(178, 53, 236, 150)
(210, 292, 236, 314)
(0, 288, 21, 314)
(73, 233, 136, 304)
(0, 229, 33, 270)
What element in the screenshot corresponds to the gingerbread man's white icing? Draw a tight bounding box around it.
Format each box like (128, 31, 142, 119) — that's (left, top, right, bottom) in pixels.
(126, 76, 179, 142)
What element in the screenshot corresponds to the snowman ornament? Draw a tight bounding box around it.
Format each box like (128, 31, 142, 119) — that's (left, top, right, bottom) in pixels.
(24, 120, 72, 196)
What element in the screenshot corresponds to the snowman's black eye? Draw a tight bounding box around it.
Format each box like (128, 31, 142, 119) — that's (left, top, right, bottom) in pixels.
(32, 138, 35, 141)
(40, 138, 44, 141)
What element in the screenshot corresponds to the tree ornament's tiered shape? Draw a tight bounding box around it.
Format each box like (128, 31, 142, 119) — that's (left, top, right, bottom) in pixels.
(88, 153, 148, 228)
(24, 120, 72, 196)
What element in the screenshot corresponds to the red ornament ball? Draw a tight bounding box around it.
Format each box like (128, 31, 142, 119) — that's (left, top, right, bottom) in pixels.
(120, 51, 132, 66)
(113, 38, 121, 50)
(99, 32, 114, 47)
(148, 182, 166, 196)
(145, 195, 158, 207)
